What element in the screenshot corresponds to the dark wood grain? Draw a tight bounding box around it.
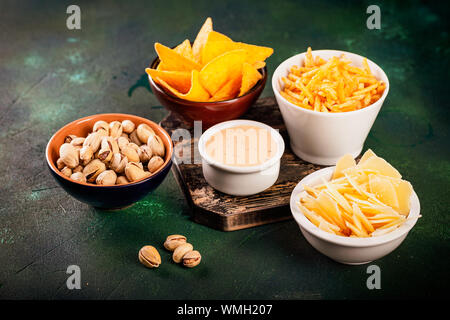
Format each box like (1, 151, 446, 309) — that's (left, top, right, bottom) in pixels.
(161, 97, 324, 231)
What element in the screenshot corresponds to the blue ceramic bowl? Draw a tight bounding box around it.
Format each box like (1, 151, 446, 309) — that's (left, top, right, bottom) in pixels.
(46, 114, 173, 209)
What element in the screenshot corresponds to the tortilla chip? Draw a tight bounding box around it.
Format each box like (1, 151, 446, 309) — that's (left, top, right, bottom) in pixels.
(234, 42, 274, 64)
(239, 62, 262, 96)
(156, 62, 166, 71)
(206, 30, 233, 43)
(157, 70, 210, 102)
(201, 40, 236, 65)
(174, 39, 194, 61)
(199, 49, 246, 96)
(209, 73, 242, 101)
(253, 61, 266, 69)
(154, 42, 201, 72)
(192, 17, 213, 63)
(145, 68, 191, 94)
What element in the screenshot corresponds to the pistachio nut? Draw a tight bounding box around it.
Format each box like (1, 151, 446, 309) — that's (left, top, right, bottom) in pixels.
(70, 172, 86, 183)
(172, 243, 193, 264)
(60, 166, 72, 177)
(117, 136, 130, 151)
(120, 133, 130, 140)
(109, 153, 128, 174)
(136, 123, 155, 144)
(121, 144, 140, 163)
(116, 175, 129, 185)
(79, 145, 94, 166)
(163, 235, 187, 251)
(138, 245, 161, 268)
(138, 144, 153, 163)
(121, 120, 135, 134)
(96, 170, 117, 185)
(109, 121, 123, 138)
(98, 137, 118, 163)
(125, 162, 151, 182)
(147, 135, 165, 157)
(70, 137, 85, 147)
(148, 156, 164, 173)
(182, 250, 201, 268)
(64, 134, 77, 143)
(56, 158, 65, 170)
(73, 165, 83, 173)
(83, 131, 103, 153)
(129, 129, 142, 146)
(83, 159, 106, 183)
(59, 143, 79, 168)
(93, 120, 110, 135)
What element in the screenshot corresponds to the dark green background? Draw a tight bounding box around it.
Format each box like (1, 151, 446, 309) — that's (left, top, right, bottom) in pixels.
(0, 0, 448, 299)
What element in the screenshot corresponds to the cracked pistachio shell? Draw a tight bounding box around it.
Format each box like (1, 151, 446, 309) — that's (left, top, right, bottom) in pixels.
(138, 245, 161, 268)
(116, 175, 129, 185)
(125, 162, 151, 182)
(110, 153, 128, 174)
(64, 134, 77, 143)
(98, 137, 118, 163)
(121, 144, 140, 163)
(148, 156, 164, 173)
(79, 145, 94, 166)
(172, 243, 193, 264)
(70, 172, 86, 183)
(70, 137, 85, 147)
(56, 158, 65, 170)
(83, 131, 103, 153)
(138, 144, 153, 163)
(121, 120, 135, 134)
(73, 165, 83, 173)
(182, 250, 201, 268)
(136, 124, 155, 144)
(109, 121, 123, 138)
(129, 129, 142, 146)
(93, 120, 110, 135)
(96, 170, 117, 185)
(83, 159, 106, 183)
(59, 143, 79, 169)
(117, 136, 130, 151)
(147, 134, 165, 157)
(164, 234, 187, 251)
(60, 166, 72, 177)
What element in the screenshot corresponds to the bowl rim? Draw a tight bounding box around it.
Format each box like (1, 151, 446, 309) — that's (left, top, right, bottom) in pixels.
(148, 56, 267, 105)
(272, 49, 390, 117)
(290, 166, 420, 247)
(198, 119, 285, 173)
(45, 113, 174, 188)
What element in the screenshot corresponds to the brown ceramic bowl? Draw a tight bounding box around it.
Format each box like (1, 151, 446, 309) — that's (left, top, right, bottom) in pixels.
(148, 57, 267, 128)
(45, 114, 173, 209)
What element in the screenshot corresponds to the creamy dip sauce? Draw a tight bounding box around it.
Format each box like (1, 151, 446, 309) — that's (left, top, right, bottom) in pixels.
(205, 125, 278, 167)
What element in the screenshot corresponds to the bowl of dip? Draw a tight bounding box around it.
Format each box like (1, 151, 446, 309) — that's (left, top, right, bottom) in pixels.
(198, 120, 285, 196)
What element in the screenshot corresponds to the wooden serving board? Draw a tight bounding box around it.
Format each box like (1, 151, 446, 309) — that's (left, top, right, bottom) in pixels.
(160, 97, 323, 231)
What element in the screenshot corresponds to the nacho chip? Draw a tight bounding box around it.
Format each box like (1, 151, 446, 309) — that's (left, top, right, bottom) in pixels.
(234, 42, 274, 64)
(192, 17, 213, 63)
(200, 49, 246, 96)
(239, 62, 262, 96)
(253, 61, 266, 69)
(174, 39, 194, 61)
(157, 70, 210, 102)
(201, 40, 236, 65)
(154, 42, 201, 72)
(145, 68, 191, 94)
(210, 74, 242, 101)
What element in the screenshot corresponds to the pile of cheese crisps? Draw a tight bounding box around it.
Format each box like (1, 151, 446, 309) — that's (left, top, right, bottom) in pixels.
(146, 17, 273, 102)
(281, 47, 386, 112)
(298, 150, 418, 237)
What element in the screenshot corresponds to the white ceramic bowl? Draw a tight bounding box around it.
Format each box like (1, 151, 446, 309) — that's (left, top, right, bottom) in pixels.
(272, 50, 390, 165)
(198, 120, 285, 196)
(290, 167, 420, 265)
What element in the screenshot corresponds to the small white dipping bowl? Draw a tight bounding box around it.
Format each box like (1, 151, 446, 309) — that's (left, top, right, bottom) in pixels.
(290, 167, 420, 265)
(272, 50, 389, 165)
(198, 120, 285, 196)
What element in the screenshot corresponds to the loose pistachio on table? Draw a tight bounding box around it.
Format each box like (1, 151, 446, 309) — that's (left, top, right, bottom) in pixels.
(138, 245, 161, 268)
(182, 250, 202, 268)
(164, 235, 187, 251)
(172, 243, 194, 264)
(56, 119, 165, 185)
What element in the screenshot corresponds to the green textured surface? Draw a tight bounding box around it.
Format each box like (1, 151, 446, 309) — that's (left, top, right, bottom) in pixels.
(0, 0, 449, 299)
